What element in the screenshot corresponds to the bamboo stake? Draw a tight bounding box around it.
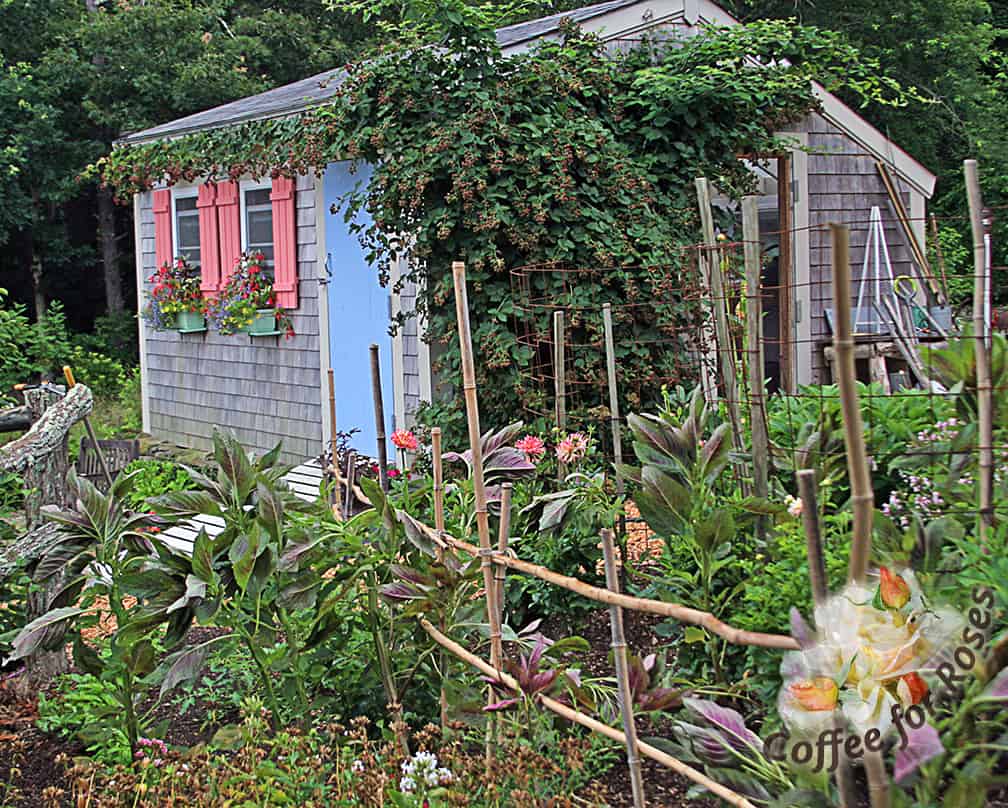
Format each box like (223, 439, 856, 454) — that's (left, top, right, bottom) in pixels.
(419, 619, 757, 808)
(830, 225, 874, 584)
(451, 261, 504, 683)
(600, 528, 646, 807)
(369, 345, 390, 493)
(796, 470, 858, 808)
(796, 469, 828, 605)
(431, 426, 449, 731)
(602, 304, 625, 494)
(62, 366, 113, 488)
(343, 450, 356, 519)
(742, 197, 769, 538)
(441, 533, 797, 649)
(554, 310, 567, 481)
(930, 213, 950, 304)
(832, 224, 890, 806)
(327, 368, 341, 519)
(964, 160, 994, 545)
(695, 178, 744, 456)
(495, 482, 512, 624)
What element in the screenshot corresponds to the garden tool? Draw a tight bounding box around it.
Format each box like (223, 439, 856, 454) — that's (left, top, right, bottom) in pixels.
(63, 365, 114, 487)
(894, 275, 949, 339)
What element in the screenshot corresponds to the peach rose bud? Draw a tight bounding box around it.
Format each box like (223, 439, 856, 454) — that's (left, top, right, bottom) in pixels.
(789, 676, 839, 711)
(880, 566, 911, 609)
(898, 672, 928, 706)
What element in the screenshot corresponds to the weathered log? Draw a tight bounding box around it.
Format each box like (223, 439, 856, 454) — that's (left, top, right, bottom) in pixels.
(0, 406, 31, 433)
(1, 384, 92, 687)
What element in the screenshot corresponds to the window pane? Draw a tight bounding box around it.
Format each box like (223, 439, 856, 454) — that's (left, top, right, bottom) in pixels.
(180, 246, 201, 265)
(246, 188, 271, 207)
(176, 196, 197, 212)
(247, 208, 273, 246)
(178, 213, 200, 249)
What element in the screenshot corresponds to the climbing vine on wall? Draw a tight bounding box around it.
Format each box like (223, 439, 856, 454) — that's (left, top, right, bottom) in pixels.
(102, 16, 913, 431)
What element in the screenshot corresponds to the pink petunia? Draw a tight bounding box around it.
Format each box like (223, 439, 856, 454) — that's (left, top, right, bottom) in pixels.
(515, 435, 546, 463)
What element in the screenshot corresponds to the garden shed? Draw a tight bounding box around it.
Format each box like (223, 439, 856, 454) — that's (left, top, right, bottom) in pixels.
(122, 0, 936, 463)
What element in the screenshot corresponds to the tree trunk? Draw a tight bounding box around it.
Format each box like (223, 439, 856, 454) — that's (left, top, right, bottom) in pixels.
(97, 185, 124, 314)
(31, 254, 46, 323)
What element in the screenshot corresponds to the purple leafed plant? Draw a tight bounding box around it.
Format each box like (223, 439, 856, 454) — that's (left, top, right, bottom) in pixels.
(484, 635, 561, 711)
(627, 652, 682, 712)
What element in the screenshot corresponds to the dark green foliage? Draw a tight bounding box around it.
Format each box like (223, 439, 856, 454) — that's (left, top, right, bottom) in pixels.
(0, 292, 72, 402)
(103, 18, 909, 423)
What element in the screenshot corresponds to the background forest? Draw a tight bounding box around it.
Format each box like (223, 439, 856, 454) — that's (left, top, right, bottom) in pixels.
(0, 0, 1005, 358)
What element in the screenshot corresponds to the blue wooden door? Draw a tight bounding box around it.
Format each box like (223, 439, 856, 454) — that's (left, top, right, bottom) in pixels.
(324, 162, 394, 458)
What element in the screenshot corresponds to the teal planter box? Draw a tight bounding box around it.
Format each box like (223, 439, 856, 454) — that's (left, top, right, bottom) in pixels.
(175, 311, 205, 332)
(249, 309, 278, 336)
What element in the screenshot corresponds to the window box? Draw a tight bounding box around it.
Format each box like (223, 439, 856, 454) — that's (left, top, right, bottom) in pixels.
(248, 309, 278, 336)
(175, 311, 207, 333)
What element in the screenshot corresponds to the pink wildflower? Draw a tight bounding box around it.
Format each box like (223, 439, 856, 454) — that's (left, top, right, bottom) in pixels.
(391, 430, 419, 451)
(515, 435, 546, 463)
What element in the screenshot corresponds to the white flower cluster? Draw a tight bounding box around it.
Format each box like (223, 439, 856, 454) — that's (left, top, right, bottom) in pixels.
(399, 751, 452, 793)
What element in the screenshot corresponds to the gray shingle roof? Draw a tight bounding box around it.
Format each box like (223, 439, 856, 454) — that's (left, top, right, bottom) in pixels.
(118, 0, 642, 145)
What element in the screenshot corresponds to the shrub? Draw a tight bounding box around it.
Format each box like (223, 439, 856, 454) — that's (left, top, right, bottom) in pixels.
(120, 459, 193, 511)
(0, 291, 71, 403)
(66, 345, 127, 399)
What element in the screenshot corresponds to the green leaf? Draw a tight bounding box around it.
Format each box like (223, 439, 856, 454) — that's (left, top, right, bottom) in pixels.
(695, 510, 735, 553)
(229, 524, 263, 591)
(72, 636, 103, 677)
(256, 480, 283, 545)
(683, 626, 706, 643)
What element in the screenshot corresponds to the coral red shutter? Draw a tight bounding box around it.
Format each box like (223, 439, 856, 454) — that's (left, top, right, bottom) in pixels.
(270, 177, 298, 309)
(196, 183, 221, 295)
(152, 189, 173, 270)
(215, 181, 242, 284)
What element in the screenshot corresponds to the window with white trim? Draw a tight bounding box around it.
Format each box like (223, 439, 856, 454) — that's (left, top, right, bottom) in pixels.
(172, 189, 200, 268)
(240, 181, 275, 273)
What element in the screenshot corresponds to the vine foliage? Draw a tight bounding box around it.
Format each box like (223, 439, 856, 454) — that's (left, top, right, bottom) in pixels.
(103, 16, 911, 434)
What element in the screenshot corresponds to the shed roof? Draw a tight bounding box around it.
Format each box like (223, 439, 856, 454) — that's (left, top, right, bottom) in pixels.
(119, 0, 935, 196)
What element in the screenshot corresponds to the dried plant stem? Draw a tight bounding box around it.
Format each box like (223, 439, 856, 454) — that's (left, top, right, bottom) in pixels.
(601, 529, 646, 807)
(743, 196, 769, 534)
(442, 534, 797, 649)
(369, 344, 390, 493)
(451, 261, 504, 761)
(830, 225, 874, 584)
(420, 619, 758, 808)
(865, 752, 891, 808)
(965, 160, 994, 545)
(602, 304, 625, 492)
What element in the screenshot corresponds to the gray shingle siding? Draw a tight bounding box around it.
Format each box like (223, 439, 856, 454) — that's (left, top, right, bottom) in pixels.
(805, 114, 917, 383)
(139, 178, 323, 464)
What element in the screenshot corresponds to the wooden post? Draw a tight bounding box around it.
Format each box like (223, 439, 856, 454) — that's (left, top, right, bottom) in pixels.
(742, 197, 769, 534)
(602, 304, 625, 493)
(327, 369, 341, 518)
(496, 482, 512, 624)
(451, 261, 504, 697)
(795, 469, 857, 808)
(343, 450, 356, 519)
(964, 160, 994, 544)
(600, 528, 646, 807)
(62, 366, 113, 488)
(930, 213, 950, 303)
(369, 344, 390, 492)
(830, 225, 874, 584)
(695, 179, 744, 455)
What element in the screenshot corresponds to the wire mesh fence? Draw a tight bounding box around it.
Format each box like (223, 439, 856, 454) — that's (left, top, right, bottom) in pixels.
(510, 209, 1008, 527)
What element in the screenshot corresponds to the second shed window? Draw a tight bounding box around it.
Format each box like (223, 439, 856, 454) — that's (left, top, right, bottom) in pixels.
(241, 183, 275, 272)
